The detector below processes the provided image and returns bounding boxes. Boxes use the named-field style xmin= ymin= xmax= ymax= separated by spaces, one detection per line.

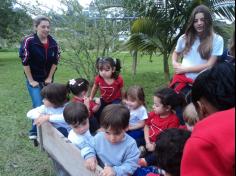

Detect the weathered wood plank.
xmin=38 ymin=122 xmax=102 ymax=176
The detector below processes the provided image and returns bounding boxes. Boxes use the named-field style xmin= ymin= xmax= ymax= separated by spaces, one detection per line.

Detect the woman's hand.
xmin=29 ymin=80 xmax=39 ymax=87
xmin=174 ymin=64 xmax=187 ymax=74
xmin=44 ymin=77 xmax=52 ymax=85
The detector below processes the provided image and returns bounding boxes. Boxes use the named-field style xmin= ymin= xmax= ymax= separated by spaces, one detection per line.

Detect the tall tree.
xmin=0 ymin=0 xmax=32 ymax=44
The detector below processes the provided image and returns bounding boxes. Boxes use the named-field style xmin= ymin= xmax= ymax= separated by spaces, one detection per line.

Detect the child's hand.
xmin=94 ymin=97 xmax=101 ymax=105
xmin=128 ymin=125 xmax=134 ymax=131
xmin=146 ymin=142 xmax=156 ymax=152
xmin=85 ymin=157 xmax=97 ymax=172
xmin=84 ymin=97 xmax=90 ymax=109
xmin=34 ymin=115 xmax=50 ymax=126
xmin=102 ymin=165 xmax=115 ymax=176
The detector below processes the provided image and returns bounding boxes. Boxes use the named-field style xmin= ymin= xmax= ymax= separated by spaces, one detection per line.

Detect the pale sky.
xmin=17 ymin=0 xmax=92 ymax=11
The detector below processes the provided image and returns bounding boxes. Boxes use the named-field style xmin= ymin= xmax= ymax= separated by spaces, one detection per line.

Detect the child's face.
xmin=99 ymin=64 xmax=115 ymax=79
xmin=153 ymin=96 xmax=170 ymax=116
xmin=193 ymin=12 xmax=205 ymax=35
xmin=71 ymin=119 xmax=89 ymax=135
xmin=43 ymin=98 xmax=54 ymax=108
xmin=125 ymin=96 xmax=140 ymax=110
xmin=104 ymin=128 xmax=125 ymax=144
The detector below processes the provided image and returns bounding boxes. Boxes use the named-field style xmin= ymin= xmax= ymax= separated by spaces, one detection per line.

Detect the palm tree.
xmin=125 ymin=0 xmax=235 ymax=80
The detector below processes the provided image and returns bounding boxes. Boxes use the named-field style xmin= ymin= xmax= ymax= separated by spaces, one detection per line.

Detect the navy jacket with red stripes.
xmin=19 ymin=33 xmax=60 ymax=82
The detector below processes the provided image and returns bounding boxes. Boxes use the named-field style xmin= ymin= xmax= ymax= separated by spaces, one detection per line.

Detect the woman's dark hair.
xmin=96 ymin=57 xmax=121 ymax=79
xmin=63 ymin=102 xmax=89 ymax=125
xmin=34 ymin=16 xmax=50 ymax=27
xmin=155 ymin=128 xmax=191 ymax=176
xmin=100 ymin=104 xmax=129 ymax=133
xmin=67 ymin=78 xmax=89 ymax=96
xmin=154 ymin=88 xmax=186 ymax=110
xmin=125 ymin=85 xmax=146 ymax=106
xmin=192 ymin=62 xmax=235 ymax=111
xmin=41 ymin=83 xmax=69 ymax=108
xmin=184 ymin=5 xmax=214 ymax=60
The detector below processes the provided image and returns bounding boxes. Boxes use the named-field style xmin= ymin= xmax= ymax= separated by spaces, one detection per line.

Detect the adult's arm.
xmin=23 ymin=66 xmax=39 ymax=87
xmin=174 ymin=56 xmax=217 ymax=74
xmin=172 ymin=51 xmax=182 ymax=68
xmin=45 ymin=64 xmax=57 ymax=84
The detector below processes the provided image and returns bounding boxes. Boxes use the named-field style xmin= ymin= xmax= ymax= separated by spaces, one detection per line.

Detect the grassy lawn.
xmin=0 ymin=51 xmax=172 ymax=175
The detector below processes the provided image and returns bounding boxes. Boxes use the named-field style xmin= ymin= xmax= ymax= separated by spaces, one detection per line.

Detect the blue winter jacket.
xmin=19 ymin=33 xmax=60 ymax=82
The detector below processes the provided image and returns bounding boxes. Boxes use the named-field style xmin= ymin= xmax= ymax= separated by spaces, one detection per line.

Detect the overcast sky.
xmin=17 ymin=0 xmax=92 ymax=11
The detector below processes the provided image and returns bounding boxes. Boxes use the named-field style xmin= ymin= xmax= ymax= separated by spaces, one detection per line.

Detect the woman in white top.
xmin=172 ymin=5 xmax=224 ymax=81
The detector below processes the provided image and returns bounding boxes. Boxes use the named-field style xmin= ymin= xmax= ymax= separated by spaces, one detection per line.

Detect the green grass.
xmin=0 ymin=51 xmax=172 ymax=175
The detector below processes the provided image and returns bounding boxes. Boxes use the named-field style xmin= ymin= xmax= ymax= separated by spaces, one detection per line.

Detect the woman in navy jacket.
xmin=19 ymin=16 xmax=60 ymax=140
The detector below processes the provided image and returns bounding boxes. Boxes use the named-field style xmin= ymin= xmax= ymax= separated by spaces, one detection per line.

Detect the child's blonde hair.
xmin=183 ymin=103 xmax=199 ymax=126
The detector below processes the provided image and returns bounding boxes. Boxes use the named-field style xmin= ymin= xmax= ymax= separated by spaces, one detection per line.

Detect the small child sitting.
xmin=27 ymin=83 xmax=71 ymax=137
xmin=141 ymin=88 xmax=181 ymax=166
xmin=146 ymin=128 xmax=191 ymax=176
xmin=86 ymin=104 xmax=140 ymax=176
xmin=67 ymin=78 xmax=101 ymax=133
xmin=182 ymin=103 xmax=199 ymax=131
xmin=123 ymin=85 xmax=148 ymax=146
xmin=63 ymin=102 xmax=95 ymax=163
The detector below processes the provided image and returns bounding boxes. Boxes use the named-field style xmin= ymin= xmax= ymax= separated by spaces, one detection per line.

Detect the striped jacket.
xmin=19 ymin=33 xmax=60 ymax=82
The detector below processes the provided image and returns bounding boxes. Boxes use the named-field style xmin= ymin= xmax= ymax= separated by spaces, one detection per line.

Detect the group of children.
xmin=26 ymin=56 xmax=200 ymax=176
xmin=21 ymin=4 xmax=235 ymax=176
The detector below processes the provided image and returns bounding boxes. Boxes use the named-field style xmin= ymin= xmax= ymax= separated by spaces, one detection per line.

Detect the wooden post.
xmin=39 ymin=122 xmax=102 ymax=176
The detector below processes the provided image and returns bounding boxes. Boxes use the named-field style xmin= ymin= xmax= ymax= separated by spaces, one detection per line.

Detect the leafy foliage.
xmin=0 ymin=0 xmax=32 ymax=44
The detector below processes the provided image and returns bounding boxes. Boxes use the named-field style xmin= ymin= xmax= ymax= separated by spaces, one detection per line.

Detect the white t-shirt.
xmin=175 ymin=33 xmax=224 ymax=80
xmin=129 ymin=105 xmax=148 ymax=126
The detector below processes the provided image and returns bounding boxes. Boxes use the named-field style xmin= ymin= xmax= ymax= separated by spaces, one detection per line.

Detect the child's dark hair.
xmin=192 ymin=62 xmax=235 ymax=111
xmin=125 ymin=85 xmax=145 ymax=106
xmin=155 ymin=128 xmax=191 ymax=176
xmin=100 ymin=104 xmax=129 ymax=133
xmin=41 ymin=83 xmax=69 ymax=108
xmin=154 ymin=88 xmax=185 ymax=110
xmin=96 ymin=57 xmax=121 ymax=79
xmin=63 ymin=102 xmax=89 ymax=125
xmin=67 ymin=78 xmax=89 ymax=96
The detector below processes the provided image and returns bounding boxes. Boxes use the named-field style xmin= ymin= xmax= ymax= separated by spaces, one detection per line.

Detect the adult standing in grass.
xmin=19 ymin=16 xmax=60 ymax=140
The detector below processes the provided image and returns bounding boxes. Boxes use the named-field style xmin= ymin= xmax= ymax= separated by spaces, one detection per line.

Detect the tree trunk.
xmin=132 ymin=50 xmax=138 ymax=76
xmin=163 ymin=53 xmax=170 ymax=81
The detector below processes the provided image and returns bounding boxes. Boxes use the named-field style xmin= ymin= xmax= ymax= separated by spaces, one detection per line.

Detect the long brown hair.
xmin=184 ymin=5 xmax=214 ymax=60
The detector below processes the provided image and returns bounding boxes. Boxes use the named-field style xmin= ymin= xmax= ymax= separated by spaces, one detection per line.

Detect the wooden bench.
xmin=37 ymin=122 xmax=102 ymax=176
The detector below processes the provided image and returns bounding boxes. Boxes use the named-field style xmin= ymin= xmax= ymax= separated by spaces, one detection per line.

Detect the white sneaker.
xmin=29 ymin=135 xmax=37 ymax=140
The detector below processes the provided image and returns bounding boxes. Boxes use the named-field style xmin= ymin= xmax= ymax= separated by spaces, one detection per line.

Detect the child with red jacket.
xmin=181 ymin=62 xmax=235 ymax=176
